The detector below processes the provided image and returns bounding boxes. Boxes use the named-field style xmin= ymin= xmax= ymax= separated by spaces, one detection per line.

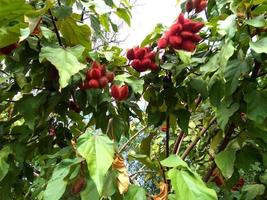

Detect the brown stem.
xmin=172 ymin=131 xmax=185 ymax=154
xmin=48 ymin=9 xmax=63 ymax=47
xmin=165 ymin=115 xmax=170 ymax=158
xmin=181 ymin=117 xmax=216 ymax=160
xmin=203 ymin=123 xmax=236 ymax=182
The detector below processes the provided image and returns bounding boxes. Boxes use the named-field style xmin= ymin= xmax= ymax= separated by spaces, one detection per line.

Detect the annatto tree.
xmin=0 ymin=0 xmax=267 ymax=199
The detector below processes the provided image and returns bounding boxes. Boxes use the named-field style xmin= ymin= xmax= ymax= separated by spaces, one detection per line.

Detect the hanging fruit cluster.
xmin=157 ymin=13 xmax=204 ymax=52
xmin=186 ymin=0 xmax=208 ymax=13
xmin=110 ymin=85 xmax=129 ymax=101
xmin=79 ymin=61 xmax=114 ymax=90
xmin=126 ymin=47 xmax=158 ymax=72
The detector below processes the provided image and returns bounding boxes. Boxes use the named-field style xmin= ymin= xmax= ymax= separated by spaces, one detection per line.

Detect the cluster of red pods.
xmin=79 ymin=61 xmax=115 ymax=90
xmin=127 ymin=47 xmax=158 ymax=72
xmin=157 ymin=13 xmax=204 ymax=52
xmin=186 ymin=0 xmax=208 ymax=13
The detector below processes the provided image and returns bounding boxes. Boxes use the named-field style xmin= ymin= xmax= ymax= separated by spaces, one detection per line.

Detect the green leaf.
xmin=217 ymin=15 xmax=237 ymax=38
xmin=39 ymin=46 xmax=86 ymax=88
xmin=241 ymin=184 xmax=265 ymax=200
xmin=177 ymin=50 xmax=192 ymax=64
xmin=90 ymin=14 xmax=102 ymax=36
xmin=0 ymin=146 xmax=12 ymax=181
xmin=115 ymin=8 xmax=131 ymax=26
xmin=244 ymin=90 xmax=267 ymax=123
xmin=99 ymin=14 xmax=110 ymax=32
xmin=176 ymin=109 xmax=190 ymax=134
xmin=115 ymin=74 xmax=144 ymax=95
xmin=58 ymin=17 xmax=91 ymax=49
xmin=216 ymin=100 xmax=239 ymax=130
xmin=246 ymin=14 xmax=266 ymax=28
xmin=249 ymin=37 xmax=267 ymax=54
xmin=15 ymin=92 xmax=48 ymax=129
xmin=124 ymin=185 xmax=146 ymax=200
xmin=77 ymin=133 xmax=115 ymax=194
xmin=81 ymin=178 xmax=100 ymax=200
xmin=215 ymin=148 xmax=236 ymax=179
xmin=168 ymin=168 xmax=217 ymax=200
xmin=140 ymin=132 xmax=155 ymax=156
xmin=224 ymin=60 xmax=249 ymax=95
xmin=44 ymin=158 xmax=81 ymax=200
xmin=190 ymin=78 xmax=208 ymax=99
xmin=161 ymin=155 xmax=188 ymax=168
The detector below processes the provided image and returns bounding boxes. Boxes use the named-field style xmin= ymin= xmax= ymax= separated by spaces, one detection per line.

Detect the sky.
xmin=119 ymin=0 xmax=181 ymax=48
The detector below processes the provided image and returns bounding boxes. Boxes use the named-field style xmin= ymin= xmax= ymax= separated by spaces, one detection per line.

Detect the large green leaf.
xmin=215 ymin=148 xmax=236 ymax=179
xmin=77 ymin=133 xmax=115 ymax=194
xmin=168 ymin=168 xmax=217 ymax=200
xmin=249 ymin=37 xmax=267 ymax=54
xmin=246 ymin=14 xmax=266 ymax=28
xmin=124 ymin=185 xmax=146 ymax=200
xmin=44 ymin=158 xmax=82 ymax=200
xmin=224 ymin=60 xmax=249 ymax=95
xmin=39 ymin=46 xmax=86 ymax=88
xmin=58 ymin=17 xmax=91 ymax=49
xmin=217 ymin=15 xmax=237 ymax=38
xmin=241 ymin=184 xmax=265 ymax=200
xmin=161 ymin=155 xmax=188 ymax=168
xmin=0 ymin=146 xmax=12 ymax=182
xmin=115 ymin=8 xmax=131 ymax=26
xmin=244 ymin=90 xmax=267 ymax=123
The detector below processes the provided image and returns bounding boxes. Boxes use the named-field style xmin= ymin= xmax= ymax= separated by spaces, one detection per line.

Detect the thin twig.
xmin=165 ymin=115 xmax=170 ymax=158
xmin=118 ymin=126 xmax=148 ymax=153
xmin=172 ymin=131 xmax=185 ymax=154
xmin=130 ymin=170 xmax=156 ymax=177
xmin=181 ymin=116 xmax=216 ymax=160
xmin=48 ymin=9 xmax=63 ymax=47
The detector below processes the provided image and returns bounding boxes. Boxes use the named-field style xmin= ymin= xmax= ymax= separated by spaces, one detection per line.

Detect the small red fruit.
xmin=177 ymin=13 xmax=185 ymax=24
xmin=135 ymin=48 xmax=146 ymax=59
xmin=131 ymin=59 xmax=146 ymax=72
xmin=157 ymin=37 xmax=169 ymax=49
xmin=88 ymin=68 xmax=102 ymax=79
xmin=111 ymin=85 xmax=121 ymax=100
xmin=169 ymin=23 xmax=183 ymax=35
xmin=88 ymin=79 xmax=99 ymax=89
xmin=182 ymin=21 xmax=197 ymax=31
xmin=99 ymin=65 xmax=106 ymax=76
xmin=196 ymin=1 xmax=207 ymax=12
xmin=141 ymin=58 xmax=152 ymax=68
xmin=126 ymin=48 xmax=135 ymax=60
xmin=180 ymin=31 xmax=194 ymax=39
xmin=192 ymin=22 xmax=205 ymax=32
xmin=105 ymin=72 xmax=115 ymax=82
xmin=144 ymin=51 xmax=156 ymax=61
xmin=98 ymin=76 xmax=108 ymax=88
xmin=149 ymin=63 xmax=158 ymax=71
xmin=119 ymin=85 xmax=129 ymax=100
xmin=186 ymin=0 xmax=193 ymax=12
xmin=169 ymin=35 xmax=182 ymax=49
xmin=191 ymin=34 xmax=202 ymax=42
xmin=181 ymin=40 xmax=196 ymax=52
xmin=92 ymin=61 xmax=100 ymax=68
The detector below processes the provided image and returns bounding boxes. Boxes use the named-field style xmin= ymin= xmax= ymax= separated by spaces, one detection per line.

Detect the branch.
xmin=129 ymin=170 xmax=156 ymax=178
xmin=165 ymin=115 xmax=170 ymax=158
xmin=118 ymin=126 xmax=148 ymax=153
xmin=48 ymin=9 xmax=63 ymax=47
xmin=203 ymin=123 xmax=236 ymax=182
xmin=181 ymin=116 xmax=216 ymax=160
xmin=172 ymin=131 xmax=185 ymax=155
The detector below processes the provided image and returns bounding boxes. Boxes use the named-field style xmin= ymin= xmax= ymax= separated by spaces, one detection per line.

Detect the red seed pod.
xmin=169 ymin=23 xmax=183 ymax=35
xmin=111 ymin=85 xmax=121 ymax=100
xmin=71 ymin=178 xmax=86 ymax=194
xmin=182 ymin=21 xmax=198 ymax=31
xmin=92 ymin=61 xmax=101 ymax=68
xmin=149 ymin=62 xmax=158 ymax=71
xmin=191 ymin=34 xmax=202 ymax=42
xmin=126 ymin=48 xmax=135 ymax=60
xmin=0 ymin=43 xmax=18 ymax=55
xmin=119 ymin=85 xmax=129 ymax=100
xmin=177 ymin=13 xmax=186 ymax=24
xmin=186 ymin=0 xmax=194 ymax=12
xmin=99 ymin=65 xmax=106 ymax=76
xmin=180 ymin=31 xmax=194 ymax=39
xmin=181 ymin=40 xmax=196 ymax=52
xmin=192 ymin=22 xmax=205 ymax=32
xmin=135 ymin=48 xmax=146 ymax=59
xmin=157 ymin=37 xmax=169 ymax=49
xmin=141 ymin=58 xmax=152 ymax=68
xmin=98 ymin=76 xmax=109 ymax=88
xmin=131 ymin=59 xmax=147 ymax=72
xmin=169 ymin=35 xmax=182 ymax=49
xmin=193 ymin=0 xmax=201 ymax=7
xmin=144 ymin=51 xmax=156 ymax=61
xmin=105 ymin=71 xmax=115 ymax=82
xmin=88 ymin=68 xmax=102 ymax=79
xmin=196 ymin=0 xmax=207 ymax=12
xmin=88 ymin=79 xmax=99 ymax=89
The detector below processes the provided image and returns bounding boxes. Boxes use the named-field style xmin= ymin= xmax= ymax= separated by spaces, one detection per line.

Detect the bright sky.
xmin=120 ymin=0 xmax=181 ymax=48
